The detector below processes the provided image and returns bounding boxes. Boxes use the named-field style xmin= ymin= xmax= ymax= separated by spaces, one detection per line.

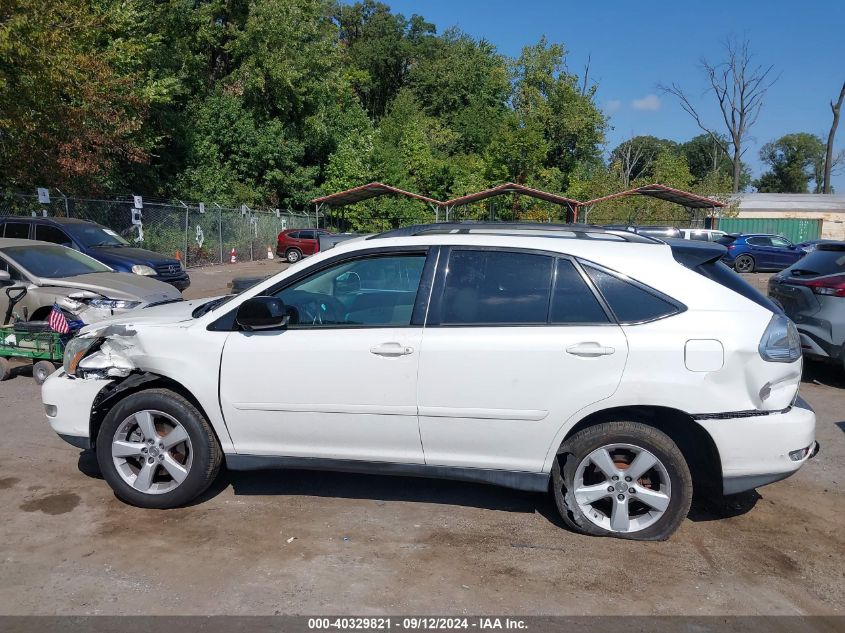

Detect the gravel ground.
xmin=0 ymin=267 xmax=842 ymax=615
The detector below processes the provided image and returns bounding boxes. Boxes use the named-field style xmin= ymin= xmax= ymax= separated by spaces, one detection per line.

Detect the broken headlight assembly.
xmin=63 ymin=337 xmax=135 ymax=378
xmin=63 ymin=336 xmax=102 ymax=375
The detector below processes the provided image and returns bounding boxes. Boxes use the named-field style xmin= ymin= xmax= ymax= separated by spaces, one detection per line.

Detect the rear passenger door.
xmin=416 ymin=248 xmax=629 ymax=473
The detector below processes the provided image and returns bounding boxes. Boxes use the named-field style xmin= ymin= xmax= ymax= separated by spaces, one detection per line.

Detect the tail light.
xmin=790 ymin=274 xmax=845 ymax=297
xmin=758 ymin=314 xmax=801 ymax=363
xmin=726 ymin=244 xmax=736 ymax=250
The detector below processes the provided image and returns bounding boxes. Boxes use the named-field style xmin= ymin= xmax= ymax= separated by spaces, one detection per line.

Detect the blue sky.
xmin=384 ymin=0 xmax=845 ymax=191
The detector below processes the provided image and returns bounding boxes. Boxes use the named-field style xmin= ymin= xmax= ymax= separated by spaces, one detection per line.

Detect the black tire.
xmin=0 ymin=357 xmax=10 ymax=381
xmin=286 ymin=248 xmax=302 ymax=263
xmin=734 ymin=254 xmax=755 ymax=273
xmin=32 ymin=360 xmax=57 ymax=385
xmin=551 ymin=421 xmax=692 ymax=541
xmin=96 ymin=388 xmax=222 ymax=509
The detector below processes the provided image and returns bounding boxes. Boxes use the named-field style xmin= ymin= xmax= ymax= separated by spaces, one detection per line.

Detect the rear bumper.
xmin=695 ymin=398 xmax=817 ymax=495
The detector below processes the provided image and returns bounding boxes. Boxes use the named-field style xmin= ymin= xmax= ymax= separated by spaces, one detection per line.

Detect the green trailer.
xmin=0 ymin=323 xmax=65 ymax=384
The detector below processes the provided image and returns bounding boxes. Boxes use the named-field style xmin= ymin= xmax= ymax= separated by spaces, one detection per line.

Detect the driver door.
xmin=219 ymin=249 xmax=432 ymax=463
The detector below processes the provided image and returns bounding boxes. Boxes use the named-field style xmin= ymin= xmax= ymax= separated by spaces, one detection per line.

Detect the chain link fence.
xmin=0 ymin=192 xmax=316 ymax=268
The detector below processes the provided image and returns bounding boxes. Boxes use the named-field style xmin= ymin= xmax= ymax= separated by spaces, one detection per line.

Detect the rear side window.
xmin=582 ymin=264 xmax=680 ymax=323
xmin=550 ymin=259 xmax=609 ymax=324
xmin=286 ymin=231 xmax=301 ymax=239
xmin=299 ymin=231 xmax=316 ymax=240
xmin=441 ymin=250 xmax=553 ymax=324
xmin=3 ymin=222 xmax=30 ymax=239
xmin=747 ymin=237 xmax=771 ymax=247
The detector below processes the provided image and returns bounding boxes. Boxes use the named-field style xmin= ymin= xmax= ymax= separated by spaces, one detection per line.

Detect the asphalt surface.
xmin=0 ymin=265 xmax=842 ymax=615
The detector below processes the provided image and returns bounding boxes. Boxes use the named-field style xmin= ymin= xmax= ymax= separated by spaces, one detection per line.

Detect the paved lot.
xmin=0 ymin=266 xmax=842 ymax=615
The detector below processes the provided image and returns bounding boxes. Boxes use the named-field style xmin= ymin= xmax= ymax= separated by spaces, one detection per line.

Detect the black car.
xmin=0 ymin=217 xmax=190 ymax=291
xmin=768 ymin=242 xmax=845 ymax=369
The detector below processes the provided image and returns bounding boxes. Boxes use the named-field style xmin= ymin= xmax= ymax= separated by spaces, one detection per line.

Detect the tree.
xmin=823 ymin=80 xmax=845 ymax=194
xmin=610 ymin=136 xmax=677 ymax=186
xmin=755 ymin=133 xmax=826 ymax=193
xmin=0 ymin=0 xmax=158 ymax=191
xmin=659 ymin=36 xmax=777 ymax=192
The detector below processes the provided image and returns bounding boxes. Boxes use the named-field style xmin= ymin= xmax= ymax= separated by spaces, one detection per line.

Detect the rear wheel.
xmin=552 ymin=421 xmax=692 ymax=540
xmin=286 ymin=248 xmax=302 ymax=263
xmin=32 ymin=360 xmax=57 ymax=385
xmin=96 ymin=389 xmax=221 ymax=509
xmin=734 ymin=254 xmax=755 ymax=273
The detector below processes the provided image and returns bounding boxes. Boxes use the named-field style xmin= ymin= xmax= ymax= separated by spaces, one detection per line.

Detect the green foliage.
xmin=756 ymin=132 xmax=827 ymax=193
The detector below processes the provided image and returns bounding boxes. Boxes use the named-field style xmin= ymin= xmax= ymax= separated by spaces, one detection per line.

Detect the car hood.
xmin=78 ymin=295 xmax=225 ymax=334
xmin=37 ymin=272 xmax=182 ymax=303
xmin=88 ymin=246 xmax=180 ymax=268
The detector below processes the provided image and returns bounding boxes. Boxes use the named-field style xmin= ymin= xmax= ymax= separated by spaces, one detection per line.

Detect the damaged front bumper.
xmin=42 ymin=369 xmax=114 ymax=449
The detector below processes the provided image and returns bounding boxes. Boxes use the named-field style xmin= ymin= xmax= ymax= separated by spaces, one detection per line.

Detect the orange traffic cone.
xmin=230 ymin=248 xmax=237 ymax=263
xmin=175 ymin=250 xmax=182 ymax=261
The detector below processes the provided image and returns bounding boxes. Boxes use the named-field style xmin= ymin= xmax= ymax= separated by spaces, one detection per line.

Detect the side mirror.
xmin=236 ymin=296 xmax=288 ymax=331
xmin=0 ymin=270 xmax=10 ymax=285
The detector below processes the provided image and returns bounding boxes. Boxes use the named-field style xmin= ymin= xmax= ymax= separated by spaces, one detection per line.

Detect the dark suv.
xmin=276 ymin=228 xmax=332 ymax=263
xmin=0 ymin=217 xmax=190 ymax=291
xmin=768 ymin=242 xmax=845 ymax=368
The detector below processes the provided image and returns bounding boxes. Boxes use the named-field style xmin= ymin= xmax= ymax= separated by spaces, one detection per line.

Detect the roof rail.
xmin=367 ymin=222 xmax=662 ymax=244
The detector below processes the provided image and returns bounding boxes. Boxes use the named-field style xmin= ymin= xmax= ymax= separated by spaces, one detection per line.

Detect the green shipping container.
xmin=716 ymin=217 xmax=822 ymax=243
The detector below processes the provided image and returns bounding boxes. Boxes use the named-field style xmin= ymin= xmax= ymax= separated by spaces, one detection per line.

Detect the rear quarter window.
xmin=581 ymin=264 xmax=681 ymax=323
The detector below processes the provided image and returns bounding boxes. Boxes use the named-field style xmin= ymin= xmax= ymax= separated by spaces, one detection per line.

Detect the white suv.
xmin=43 ymin=223 xmax=817 ymax=540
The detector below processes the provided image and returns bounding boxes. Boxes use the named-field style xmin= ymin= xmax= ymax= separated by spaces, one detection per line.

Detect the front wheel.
xmin=96 ymin=388 xmax=222 ymax=509
xmin=552 ymin=421 xmax=692 ymax=540
xmin=734 ymin=254 xmax=755 ymax=273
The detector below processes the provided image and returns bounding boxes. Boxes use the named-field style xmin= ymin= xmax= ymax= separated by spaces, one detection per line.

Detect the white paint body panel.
xmin=219 ymin=328 xmax=424 ymax=462
xmin=41 ymin=231 xmax=814 ymax=493
xmin=417 ymin=325 xmax=627 ymax=471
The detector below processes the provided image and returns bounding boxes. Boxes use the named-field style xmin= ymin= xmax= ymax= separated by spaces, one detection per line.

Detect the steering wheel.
xmin=299 ymin=295 xmax=346 ymax=325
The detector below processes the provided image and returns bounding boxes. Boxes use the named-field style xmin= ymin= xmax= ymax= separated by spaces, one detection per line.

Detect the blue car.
xmin=716 ymin=233 xmax=806 ymax=273
xmin=0 ymin=216 xmax=190 ymax=291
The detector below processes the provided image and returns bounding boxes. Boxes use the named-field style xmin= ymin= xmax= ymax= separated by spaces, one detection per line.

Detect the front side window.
xmin=35 ymin=224 xmax=73 ymax=247
xmin=275 ymin=254 xmax=426 ymax=327
xmin=440 ymin=250 xmax=553 ymax=325
xmin=582 ymin=264 xmax=680 ymax=323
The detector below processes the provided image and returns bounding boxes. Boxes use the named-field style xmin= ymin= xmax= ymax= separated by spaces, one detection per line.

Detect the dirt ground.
xmin=0 ymin=266 xmax=842 ymax=615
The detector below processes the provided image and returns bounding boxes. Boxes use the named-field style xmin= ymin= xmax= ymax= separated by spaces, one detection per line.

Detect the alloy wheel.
xmin=573 ymin=443 xmax=671 ymax=533
xmin=111 ymin=410 xmax=193 ymax=495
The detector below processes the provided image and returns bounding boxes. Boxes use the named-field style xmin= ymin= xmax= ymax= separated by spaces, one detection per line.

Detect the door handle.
xmin=566 ymin=342 xmax=615 ymax=357
xmin=370 ymin=342 xmax=414 ymax=357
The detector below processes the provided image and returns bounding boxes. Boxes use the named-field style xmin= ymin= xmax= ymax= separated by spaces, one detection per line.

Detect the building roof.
xmin=582 ymin=183 xmax=725 ymax=209
xmin=310 ymin=182 xmax=441 ymax=207
xmin=442 ymin=182 xmax=580 ymax=210
xmin=733 ymin=193 xmax=845 ymax=213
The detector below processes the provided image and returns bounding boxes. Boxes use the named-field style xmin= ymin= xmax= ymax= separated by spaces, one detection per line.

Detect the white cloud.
xmin=605 ymin=99 xmax=622 ymax=114
xmin=631 ymin=94 xmax=661 ymax=111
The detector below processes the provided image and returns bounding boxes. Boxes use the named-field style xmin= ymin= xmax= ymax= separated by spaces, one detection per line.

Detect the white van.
xmin=680 ymin=228 xmax=727 ymax=242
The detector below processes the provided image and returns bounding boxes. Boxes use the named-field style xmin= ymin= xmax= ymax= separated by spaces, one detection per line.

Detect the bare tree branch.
xmin=823 ymin=80 xmax=845 ymax=193
xmin=659 ymin=36 xmax=778 ymax=192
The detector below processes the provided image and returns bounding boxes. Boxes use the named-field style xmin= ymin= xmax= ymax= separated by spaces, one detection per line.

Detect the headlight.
xmin=132 ymin=264 xmax=156 ymax=276
xmin=63 ymin=336 xmax=101 ymax=375
xmin=86 ymin=299 xmax=141 ymax=310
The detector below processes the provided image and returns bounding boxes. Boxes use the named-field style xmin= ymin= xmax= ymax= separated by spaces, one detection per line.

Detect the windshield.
xmin=1 ymin=244 xmax=113 ymax=278
xmin=64 ymin=223 xmax=130 ymax=247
